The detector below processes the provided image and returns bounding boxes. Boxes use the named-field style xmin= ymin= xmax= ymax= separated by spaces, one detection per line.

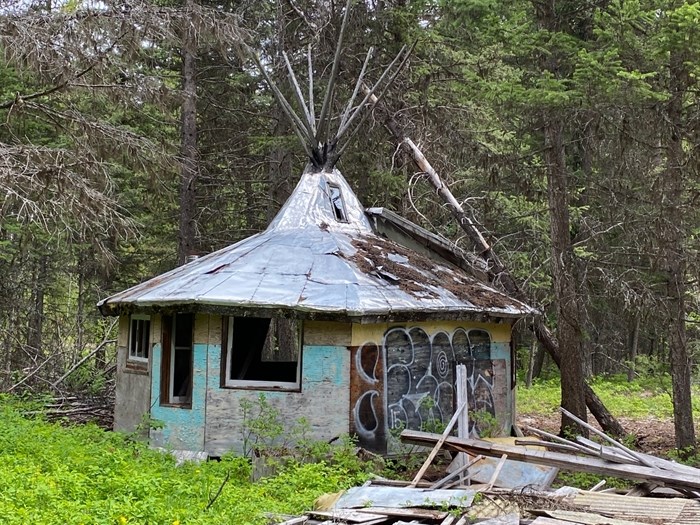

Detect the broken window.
xmin=128 ymin=315 xmax=150 ymax=362
xmin=160 ymin=313 xmax=193 ymax=406
xmin=328 ymin=183 xmax=348 ymax=222
xmin=224 ymin=316 xmax=300 ymax=390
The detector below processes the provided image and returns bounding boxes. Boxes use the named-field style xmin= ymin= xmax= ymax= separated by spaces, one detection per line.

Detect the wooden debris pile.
xmin=270 ymin=408 xmax=700 ymax=525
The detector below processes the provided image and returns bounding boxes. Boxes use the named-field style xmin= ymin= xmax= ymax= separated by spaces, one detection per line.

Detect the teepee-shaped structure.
xmin=99 ymin=3 xmax=535 ymax=456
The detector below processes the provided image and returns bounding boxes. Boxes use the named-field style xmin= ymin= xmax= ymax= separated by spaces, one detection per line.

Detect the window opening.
xmin=328 ymin=183 xmax=348 ymax=222
xmin=128 ymin=315 xmax=151 ymax=362
xmin=226 ymin=316 xmax=300 ymax=389
xmin=468 ymin=329 xmax=491 ymax=361
xmin=170 ymin=313 xmax=193 ymax=404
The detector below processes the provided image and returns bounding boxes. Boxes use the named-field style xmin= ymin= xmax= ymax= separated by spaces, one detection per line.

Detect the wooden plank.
xmin=559 ymin=408 xmax=654 ymax=468
xmin=400 ymin=429 xmax=700 ymax=490
xmin=275 ymin=517 xmax=308 ymax=525
xmin=356 ymin=507 xmax=448 ymax=520
xmin=530 ymin=518 xmax=575 ymax=525
xmin=430 ymin=455 xmax=484 ymax=489
xmin=539 ymin=510 xmax=652 ymax=525
xmin=409 ymin=401 xmax=467 ymax=487
xmin=485 ymin=453 xmax=508 ymax=490
xmin=475 ymin=514 xmax=519 ymax=525
xmin=454 ymin=364 xmax=469 ymax=483
xmin=309 ymin=509 xmax=389 ymax=523
xmin=516 ymin=439 xmax=587 ymax=455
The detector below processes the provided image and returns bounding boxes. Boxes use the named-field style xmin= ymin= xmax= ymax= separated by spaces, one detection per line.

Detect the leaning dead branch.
xmin=364 ymin=88 xmax=626 ymax=439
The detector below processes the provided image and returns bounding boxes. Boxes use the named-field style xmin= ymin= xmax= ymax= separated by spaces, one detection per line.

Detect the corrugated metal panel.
xmin=98 ymin=168 xmax=537 ymax=320
xmin=573 ymin=491 xmax=695 ymax=524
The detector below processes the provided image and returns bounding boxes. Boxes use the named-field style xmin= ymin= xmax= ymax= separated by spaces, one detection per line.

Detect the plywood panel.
xmin=194 ymin=313 xmax=210 ymax=344
xmin=350 ymin=343 xmax=385 ymax=454
xmin=304 ymin=321 xmax=352 ymax=346
xmin=351 ymin=323 xmax=513 ymax=454
xmin=208 ymin=314 xmax=222 ymax=346
xmin=113 ymin=346 xmax=150 ymax=433
xmin=117 ymin=315 xmax=129 ymax=347
xmin=352 ymin=320 xmax=511 ymax=346
xmin=151 ymin=314 xmax=161 ymax=344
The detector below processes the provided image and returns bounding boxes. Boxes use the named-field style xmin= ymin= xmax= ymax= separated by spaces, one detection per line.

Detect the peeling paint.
xmin=204 ymin=344 xmax=350 ymax=456
xmin=150 ymin=342 xmax=207 ymax=451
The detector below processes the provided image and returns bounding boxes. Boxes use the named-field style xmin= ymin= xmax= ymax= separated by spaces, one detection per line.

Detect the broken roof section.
xmin=98 ymin=167 xmax=536 ymax=322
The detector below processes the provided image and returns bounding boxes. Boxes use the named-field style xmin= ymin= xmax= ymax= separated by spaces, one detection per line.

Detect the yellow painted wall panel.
xmin=351 ymin=320 xmax=511 ymax=346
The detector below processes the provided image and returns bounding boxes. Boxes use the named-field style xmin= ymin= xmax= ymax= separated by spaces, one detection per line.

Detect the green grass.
xmin=517 ymin=373 xmax=700 ymax=419
xmin=0 ymin=396 xmax=369 ymax=525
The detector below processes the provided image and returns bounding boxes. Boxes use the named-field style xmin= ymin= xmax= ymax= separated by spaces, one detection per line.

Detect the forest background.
xmin=0 ymin=0 xmax=699 ymax=452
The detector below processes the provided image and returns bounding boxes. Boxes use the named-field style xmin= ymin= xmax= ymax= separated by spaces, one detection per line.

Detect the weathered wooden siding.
xmin=350 ymin=321 xmax=513 ymax=454
xmin=204 ymin=321 xmax=351 ymax=456
xmin=113 ymin=315 xmax=151 ymax=433
xmin=149 ymin=313 xmax=209 ymax=451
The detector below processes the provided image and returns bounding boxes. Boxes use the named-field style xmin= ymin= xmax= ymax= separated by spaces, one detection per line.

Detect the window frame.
xmin=127 ymin=314 xmax=151 ymax=364
xmin=327 ymin=182 xmax=349 ymax=223
xmin=223 ymin=316 xmax=301 ymax=391
xmin=159 ymin=313 xmax=194 ymax=408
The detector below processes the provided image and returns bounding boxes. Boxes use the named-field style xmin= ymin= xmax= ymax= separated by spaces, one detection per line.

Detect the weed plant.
xmin=0 ymin=395 xmax=371 ymax=524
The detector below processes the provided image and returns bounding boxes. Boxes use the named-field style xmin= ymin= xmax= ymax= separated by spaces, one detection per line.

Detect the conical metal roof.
xmin=98 ymin=168 xmax=535 ymax=321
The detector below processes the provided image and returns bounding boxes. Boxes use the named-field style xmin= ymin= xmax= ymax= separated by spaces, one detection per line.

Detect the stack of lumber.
xmin=271 ymin=409 xmax=700 ymax=525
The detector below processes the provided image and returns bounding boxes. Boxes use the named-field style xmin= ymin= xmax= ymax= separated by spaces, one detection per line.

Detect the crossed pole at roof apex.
xmin=241 ymin=0 xmax=413 ymax=172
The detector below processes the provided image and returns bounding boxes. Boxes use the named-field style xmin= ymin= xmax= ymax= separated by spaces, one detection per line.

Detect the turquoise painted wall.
xmin=204 ymin=344 xmax=351 ymax=456
xmin=149 ymin=342 xmax=207 ymax=451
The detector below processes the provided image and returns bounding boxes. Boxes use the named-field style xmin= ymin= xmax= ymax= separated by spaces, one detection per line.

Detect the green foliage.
xmin=0 ymin=398 xmax=366 ymax=524
xmin=554 ymin=471 xmax=630 ymax=490
xmin=471 ymin=409 xmax=501 ymax=438
xmin=517 ymin=371 xmax=700 ymax=420
xmin=240 ymin=394 xmax=375 ymax=486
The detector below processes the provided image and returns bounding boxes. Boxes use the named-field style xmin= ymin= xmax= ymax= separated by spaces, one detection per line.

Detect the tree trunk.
xmin=178 ymin=0 xmax=198 ymax=265
xmin=266 ymin=1 xmax=293 ymax=222
xmin=627 ymin=314 xmax=640 ymax=382
xmin=26 ymin=255 xmax=47 ymax=358
xmin=543 ymin=118 xmax=588 ymax=436
xmin=662 ymin=48 xmax=694 ymax=454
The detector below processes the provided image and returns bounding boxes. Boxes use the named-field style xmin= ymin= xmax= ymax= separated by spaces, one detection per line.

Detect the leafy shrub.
xmin=0 ymin=397 xmax=366 ymax=524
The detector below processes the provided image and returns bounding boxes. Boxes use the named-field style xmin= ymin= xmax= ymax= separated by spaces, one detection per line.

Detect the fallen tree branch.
xmin=365 ymin=87 xmax=625 ymax=439
xmin=8 ymin=354 xmax=56 ymax=392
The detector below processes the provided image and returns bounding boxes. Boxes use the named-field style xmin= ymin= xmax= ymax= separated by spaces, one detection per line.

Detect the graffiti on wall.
xmin=350 ymin=326 xmax=506 ymax=454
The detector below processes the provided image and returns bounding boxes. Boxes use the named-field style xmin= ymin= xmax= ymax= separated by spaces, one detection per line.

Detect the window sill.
xmin=125 ymin=361 xmax=149 ymax=375
xmin=159 ymin=403 xmax=192 ymax=410
xmin=222 ymin=383 xmax=301 ymax=393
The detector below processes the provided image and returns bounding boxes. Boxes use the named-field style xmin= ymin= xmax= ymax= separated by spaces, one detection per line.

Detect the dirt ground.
xmin=517 ymin=412 xmax=678 ymax=458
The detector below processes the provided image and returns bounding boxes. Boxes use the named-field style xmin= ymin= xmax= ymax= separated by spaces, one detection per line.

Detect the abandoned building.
xmin=98 ymin=166 xmax=536 ymax=456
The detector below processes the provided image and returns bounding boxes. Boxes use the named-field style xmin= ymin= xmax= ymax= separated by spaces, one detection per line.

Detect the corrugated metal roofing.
xmin=573 ymin=490 xmax=700 ymax=525
xmin=98 ymin=168 xmax=536 ymax=321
